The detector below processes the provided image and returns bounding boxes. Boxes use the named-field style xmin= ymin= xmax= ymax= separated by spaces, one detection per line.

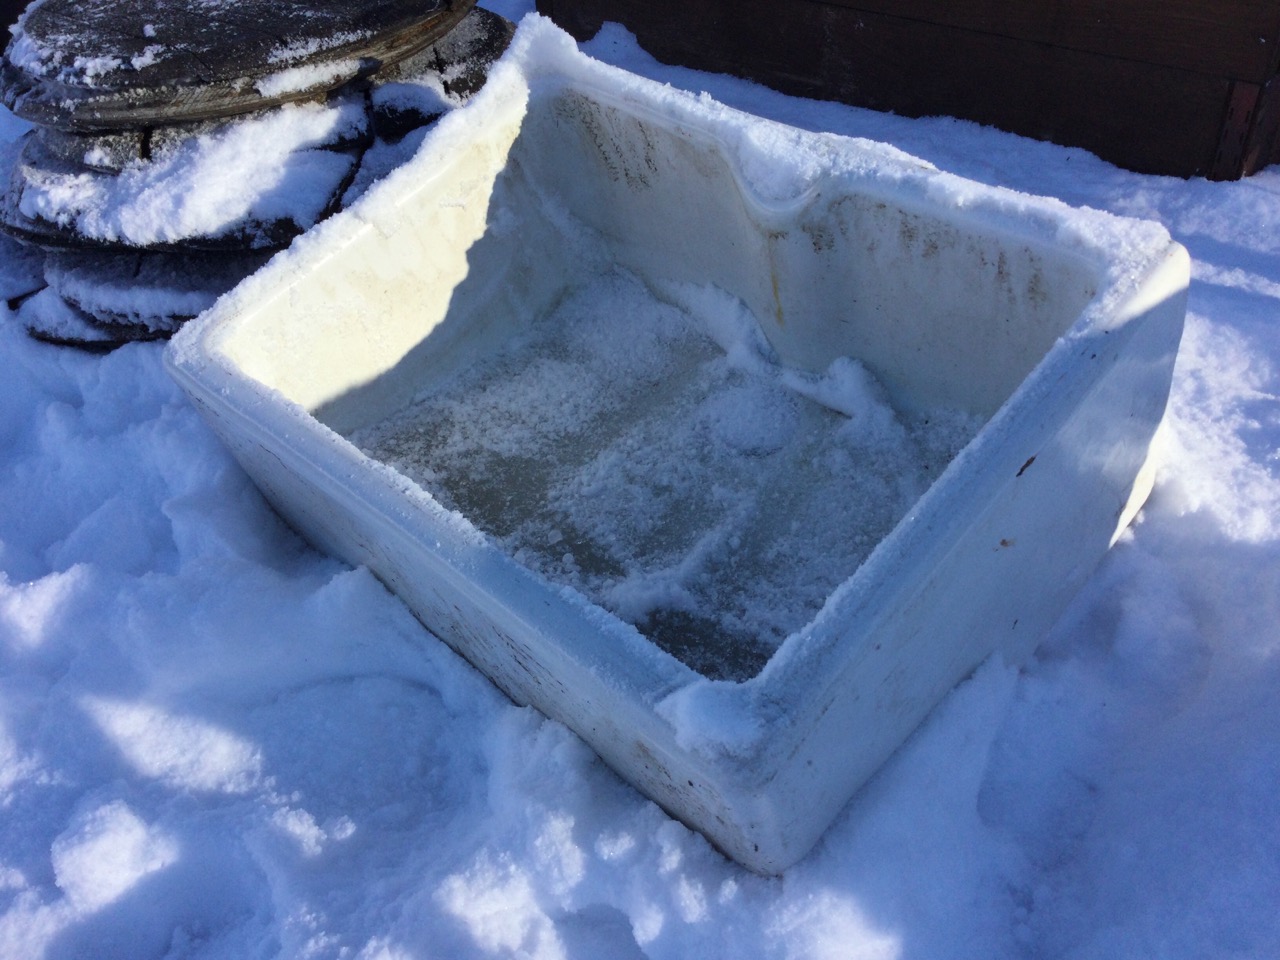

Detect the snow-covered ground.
xmin=2 ymin=3 xmax=1278 ymax=957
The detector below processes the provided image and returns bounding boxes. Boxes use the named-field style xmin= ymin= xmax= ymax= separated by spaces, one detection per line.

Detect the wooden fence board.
xmin=815 ymin=0 xmax=1280 ymax=83
xmin=1245 ymin=75 xmax=1280 ymax=173
xmin=539 ymin=0 xmax=1235 ymax=177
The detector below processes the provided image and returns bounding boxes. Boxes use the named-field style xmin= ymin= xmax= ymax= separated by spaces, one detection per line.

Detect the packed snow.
xmin=255 ymin=61 xmax=364 ymax=101
xmin=1 ymin=3 xmax=1278 ymax=958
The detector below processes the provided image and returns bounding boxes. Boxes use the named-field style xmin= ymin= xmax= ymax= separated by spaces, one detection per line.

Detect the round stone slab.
xmin=16 ymin=287 xmax=129 ymax=351
xmin=1 ymin=94 xmax=369 ymax=252
xmin=44 ymin=248 xmax=272 ymax=333
xmin=17 ymin=244 xmax=270 ymax=349
xmin=0 ymin=230 xmax=45 ymax=305
xmin=2 ymin=0 xmax=476 ymax=132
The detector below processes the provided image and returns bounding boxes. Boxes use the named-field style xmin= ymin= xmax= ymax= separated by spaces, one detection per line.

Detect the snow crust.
xmin=5 ymin=20 xmax=163 ymax=87
xmin=15 ymin=96 xmax=367 ymax=247
xmin=255 ymin=59 xmax=362 ymax=99
xmin=4 ymin=27 xmax=72 ymax=81
xmin=13 ymin=286 xmax=109 ymax=342
xmin=266 ymin=30 xmax=370 ymax=66
xmin=5 ymin=11 xmax=370 ymax=87
xmin=1 ymin=5 xmax=1278 ymax=957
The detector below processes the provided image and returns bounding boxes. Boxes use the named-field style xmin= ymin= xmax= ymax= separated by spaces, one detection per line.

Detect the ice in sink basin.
xmin=351 ymin=269 xmax=981 ymax=681
xmin=166 ymin=17 xmax=1189 ymax=872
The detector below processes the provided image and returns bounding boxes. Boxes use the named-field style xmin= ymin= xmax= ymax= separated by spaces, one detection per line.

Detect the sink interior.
xmin=349 ymin=266 xmax=981 ymax=679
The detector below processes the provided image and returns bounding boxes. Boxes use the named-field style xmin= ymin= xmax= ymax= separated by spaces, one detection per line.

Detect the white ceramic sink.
xmin=166 ymin=17 xmax=1189 ymax=873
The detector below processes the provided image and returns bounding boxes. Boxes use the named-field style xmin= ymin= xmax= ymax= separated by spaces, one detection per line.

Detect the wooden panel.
xmin=1243 ymin=75 xmax=1280 ymax=175
xmin=1214 ymin=82 xmax=1263 ymax=179
xmin=539 ymin=0 xmax=1234 ymax=178
xmin=817 ymin=0 xmax=1280 ymax=83
xmin=1 ymin=0 xmax=25 ymax=30
xmin=541 ymin=0 xmax=1280 ymax=82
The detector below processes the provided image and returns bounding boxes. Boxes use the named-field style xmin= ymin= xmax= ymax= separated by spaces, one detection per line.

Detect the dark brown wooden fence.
xmin=537 ymin=0 xmax=1280 ymax=179
xmin=0 ymin=0 xmax=21 ymax=32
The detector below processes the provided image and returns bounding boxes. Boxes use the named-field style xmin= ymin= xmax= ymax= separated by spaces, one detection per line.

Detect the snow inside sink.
xmin=165 ymin=17 xmax=1189 ymax=873
xmin=350 ymin=271 xmax=983 ymax=682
